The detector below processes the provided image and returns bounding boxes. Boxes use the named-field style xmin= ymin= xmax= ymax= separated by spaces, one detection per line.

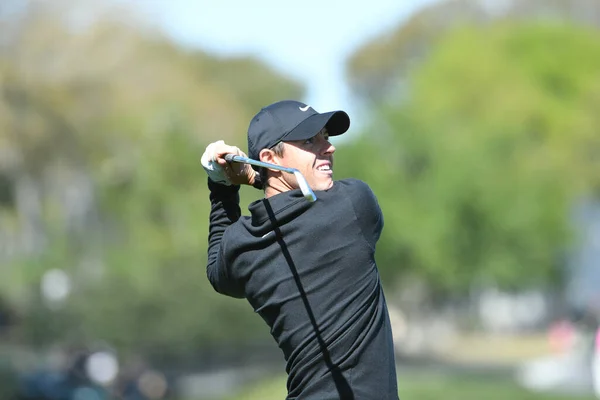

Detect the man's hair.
xmin=258 ymin=141 xmax=285 ymax=190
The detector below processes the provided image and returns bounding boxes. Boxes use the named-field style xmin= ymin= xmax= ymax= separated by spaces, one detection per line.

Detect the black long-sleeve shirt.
xmin=207 ymin=178 xmax=398 ymax=400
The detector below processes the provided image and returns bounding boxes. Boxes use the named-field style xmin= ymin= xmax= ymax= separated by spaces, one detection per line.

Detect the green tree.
xmin=346 ymin=0 xmax=600 ymax=104
xmin=337 ymin=22 xmax=600 ymax=296
xmin=0 ymin=0 xmax=302 ymax=359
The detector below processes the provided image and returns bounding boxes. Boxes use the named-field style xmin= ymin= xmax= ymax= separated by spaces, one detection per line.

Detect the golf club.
xmin=224 ymin=154 xmax=317 ymax=202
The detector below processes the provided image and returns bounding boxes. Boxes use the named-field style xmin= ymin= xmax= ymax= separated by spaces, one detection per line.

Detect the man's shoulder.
xmin=332 ymin=178 xmax=381 ymax=209
xmin=220 ymin=216 xmax=252 ymax=246
xmin=334 ymin=177 xmax=367 ymax=187
xmin=332 ymin=178 xmax=374 ymax=195
xmin=222 ymin=215 xmax=250 ymax=234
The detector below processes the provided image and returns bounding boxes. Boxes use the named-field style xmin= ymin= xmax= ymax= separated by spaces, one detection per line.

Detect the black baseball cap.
xmin=247 ymin=100 xmax=350 ymax=162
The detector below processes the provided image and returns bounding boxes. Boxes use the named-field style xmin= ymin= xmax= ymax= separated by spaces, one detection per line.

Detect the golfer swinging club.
xmin=202 ymin=100 xmax=399 ymax=399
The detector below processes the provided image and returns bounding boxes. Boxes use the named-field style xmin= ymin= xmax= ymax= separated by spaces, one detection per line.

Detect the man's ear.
xmin=259 ymin=148 xmax=281 ymax=172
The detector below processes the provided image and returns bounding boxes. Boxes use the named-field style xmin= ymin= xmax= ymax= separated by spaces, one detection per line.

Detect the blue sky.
xmin=136 ymin=0 xmax=438 ymax=123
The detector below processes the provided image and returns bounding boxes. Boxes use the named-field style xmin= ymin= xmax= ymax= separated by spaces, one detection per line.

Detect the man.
xmin=202 ymin=100 xmax=399 ymax=399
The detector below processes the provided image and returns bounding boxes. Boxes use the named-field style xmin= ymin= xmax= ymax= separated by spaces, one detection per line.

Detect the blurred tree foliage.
xmin=347 ymin=0 xmax=600 ymax=104
xmin=0 ymin=0 xmax=302 ymax=361
xmin=337 ymin=21 xmax=600 ymax=298
xmin=3 ymin=0 xmax=600 ymax=365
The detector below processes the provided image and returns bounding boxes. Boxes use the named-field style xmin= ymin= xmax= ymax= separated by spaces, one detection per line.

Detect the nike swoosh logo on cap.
xmin=299 ymin=105 xmax=310 ymax=112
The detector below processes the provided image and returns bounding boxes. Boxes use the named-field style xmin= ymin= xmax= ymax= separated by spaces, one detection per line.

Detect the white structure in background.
xmin=593 ymin=328 xmax=600 ymax=398
xmin=85 ymin=351 xmax=119 ymax=386
xmin=0 ymin=160 xmax=98 ymax=263
xmin=40 ymin=269 xmax=72 ymax=308
xmin=566 ymin=199 xmax=600 ymax=315
xmin=514 ymin=198 xmax=600 ymax=397
xmin=387 ymin=303 xmax=458 ymax=356
xmin=477 ymin=288 xmax=548 ymax=334
xmin=517 ymin=351 xmax=592 ymax=395
xmin=517 ymin=322 xmax=594 ymax=395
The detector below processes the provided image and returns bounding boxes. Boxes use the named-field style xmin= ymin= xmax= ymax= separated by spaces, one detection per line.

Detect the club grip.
xmin=224 ymin=154 xmax=237 ymax=162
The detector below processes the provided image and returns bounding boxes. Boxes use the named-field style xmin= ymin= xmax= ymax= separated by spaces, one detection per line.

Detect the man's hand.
xmin=201 ymin=140 xmax=257 ymax=186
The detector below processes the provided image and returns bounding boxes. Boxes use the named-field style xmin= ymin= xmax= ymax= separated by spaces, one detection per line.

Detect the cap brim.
xmin=282 ymin=111 xmax=350 ymax=142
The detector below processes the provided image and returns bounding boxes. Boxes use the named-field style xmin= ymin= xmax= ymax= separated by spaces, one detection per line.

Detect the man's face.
xmin=280 ymin=130 xmax=336 ymax=191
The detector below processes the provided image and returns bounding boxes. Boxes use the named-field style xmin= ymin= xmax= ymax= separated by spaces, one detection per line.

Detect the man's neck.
xmin=264 ymin=177 xmax=294 ymax=199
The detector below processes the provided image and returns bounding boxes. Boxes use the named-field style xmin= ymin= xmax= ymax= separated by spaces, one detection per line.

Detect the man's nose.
xmin=322 ymin=140 xmax=335 ymax=155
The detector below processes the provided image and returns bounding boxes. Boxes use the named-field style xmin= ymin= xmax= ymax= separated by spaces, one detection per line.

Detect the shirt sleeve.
xmin=206 ymin=178 xmax=245 ymax=298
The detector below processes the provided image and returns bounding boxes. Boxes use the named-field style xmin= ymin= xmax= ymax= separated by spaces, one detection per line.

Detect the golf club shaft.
xmin=224 ymin=154 xmax=296 ymax=174
xmin=224 ymin=153 xmax=317 ymax=202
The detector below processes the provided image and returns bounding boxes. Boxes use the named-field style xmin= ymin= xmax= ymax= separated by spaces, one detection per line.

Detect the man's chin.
xmin=315 ymin=179 xmax=334 ymax=191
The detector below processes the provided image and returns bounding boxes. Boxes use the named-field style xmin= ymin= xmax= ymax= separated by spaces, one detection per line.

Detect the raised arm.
xmin=202 ymin=141 xmax=259 ymax=298
xmin=206 ymin=178 xmax=245 ymax=298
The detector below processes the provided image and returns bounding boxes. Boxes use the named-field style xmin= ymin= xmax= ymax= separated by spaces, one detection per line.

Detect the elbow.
xmin=206 ymin=262 xmax=221 ymax=293
xmin=206 ymin=263 xmax=245 ymax=299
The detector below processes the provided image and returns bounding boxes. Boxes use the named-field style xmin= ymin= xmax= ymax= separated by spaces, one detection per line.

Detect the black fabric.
xmin=282 ymin=111 xmax=349 ymax=142
xmin=207 ymin=178 xmax=398 ymax=399
xmin=246 ymin=100 xmax=350 ymax=161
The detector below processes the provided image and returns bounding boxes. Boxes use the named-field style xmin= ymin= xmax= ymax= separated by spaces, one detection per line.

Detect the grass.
xmin=216 ymin=371 xmax=596 ymax=400
xmin=436 ymin=333 xmax=555 ymax=364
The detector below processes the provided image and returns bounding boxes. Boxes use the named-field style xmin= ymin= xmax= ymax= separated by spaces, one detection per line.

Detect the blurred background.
xmin=1 ymin=0 xmax=600 ymax=399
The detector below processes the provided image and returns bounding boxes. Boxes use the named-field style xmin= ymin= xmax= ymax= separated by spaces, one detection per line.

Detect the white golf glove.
xmin=201 ymin=140 xmax=231 ymax=186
